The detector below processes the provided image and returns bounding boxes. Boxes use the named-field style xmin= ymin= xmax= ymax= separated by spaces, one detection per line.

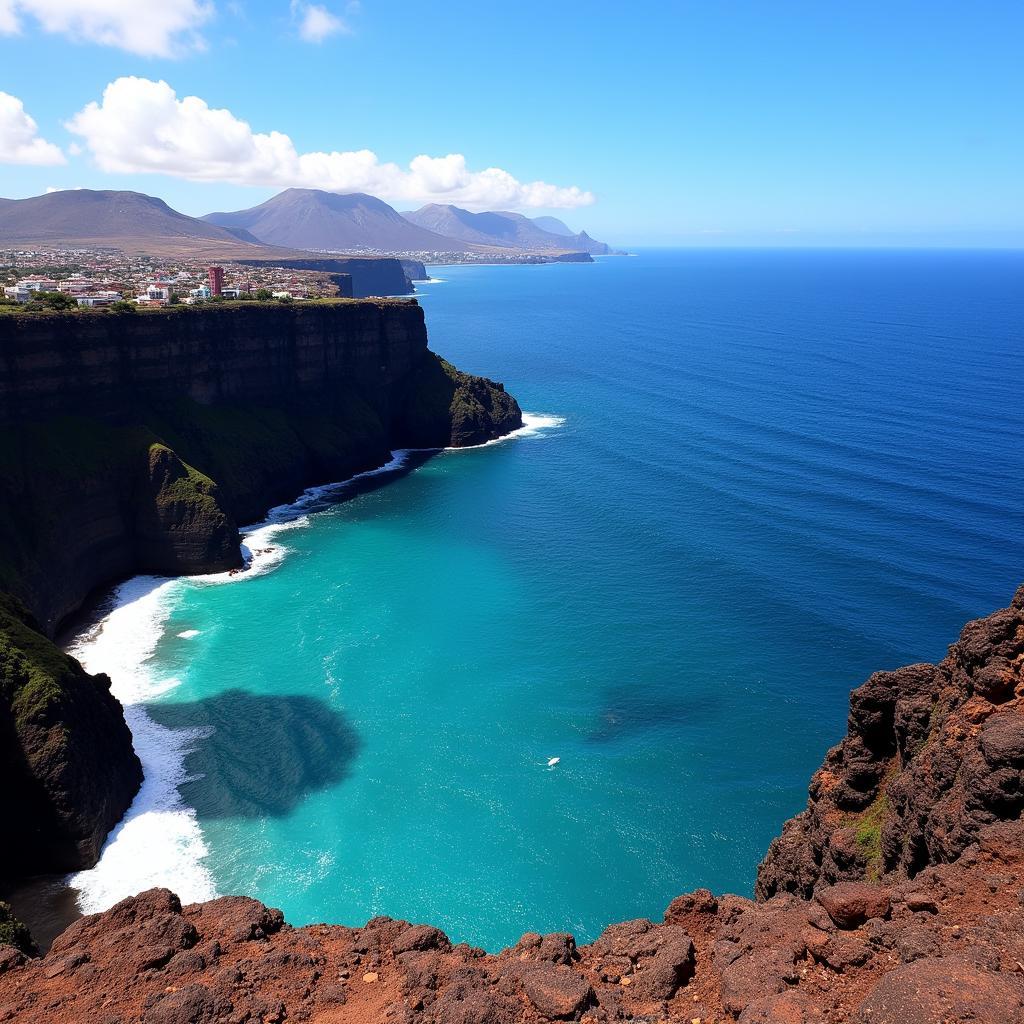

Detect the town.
xmin=0 ymin=246 xmax=349 ymax=307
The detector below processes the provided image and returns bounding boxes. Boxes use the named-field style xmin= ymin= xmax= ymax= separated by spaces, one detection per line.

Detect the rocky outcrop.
xmin=757 ymin=585 xmax=1024 ymax=900
xmin=400 ymin=259 xmax=429 ymax=282
xmin=4 ymin=592 xmax=1022 ymax=1021
xmin=4 ymin=819 xmax=1024 ymax=1022
xmin=0 ymin=596 xmax=142 ymax=877
xmin=0 ymin=300 xmax=522 ymax=634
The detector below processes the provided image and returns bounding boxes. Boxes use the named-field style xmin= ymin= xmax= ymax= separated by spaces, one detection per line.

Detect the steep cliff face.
xmin=0 ymin=301 xmax=522 ymax=634
xmin=0 ymin=300 xmax=520 ymax=892
xmin=0 ymin=596 xmax=142 ymax=877
xmin=757 ymin=585 xmax=1024 ymax=900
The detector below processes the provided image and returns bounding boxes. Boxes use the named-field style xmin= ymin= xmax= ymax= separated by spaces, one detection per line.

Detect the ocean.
xmin=68 ymin=248 xmax=1024 ymax=950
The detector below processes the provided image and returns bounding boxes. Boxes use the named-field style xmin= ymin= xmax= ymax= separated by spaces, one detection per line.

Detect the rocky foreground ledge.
xmin=2 ymin=588 xmax=1024 ymax=1022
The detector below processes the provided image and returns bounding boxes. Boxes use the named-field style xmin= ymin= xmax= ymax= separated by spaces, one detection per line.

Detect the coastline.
xmin=25 ymin=413 xmax=562 ymax=948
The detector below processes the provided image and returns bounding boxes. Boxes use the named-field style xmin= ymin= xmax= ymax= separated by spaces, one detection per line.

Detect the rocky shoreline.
xmin=0 ymin=300 xmax=522 ymax=890
xmin=2 ymin=587 xmax=1022 ymax=1022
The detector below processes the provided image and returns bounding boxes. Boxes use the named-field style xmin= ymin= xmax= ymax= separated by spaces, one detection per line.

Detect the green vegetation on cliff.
xmin=0 ymin=901 xmax=34 ymax=955
xmin=0 ymin=595 xmax=142 ymax=878
xmin=0 ymin=594 xmax=79 ymax=734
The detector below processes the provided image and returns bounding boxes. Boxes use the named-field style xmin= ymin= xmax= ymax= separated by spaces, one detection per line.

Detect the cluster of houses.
xmin=2 ymin=266 xmax=282 ymax=308
xmin=3 ymin=276 xmax=123 ymax=306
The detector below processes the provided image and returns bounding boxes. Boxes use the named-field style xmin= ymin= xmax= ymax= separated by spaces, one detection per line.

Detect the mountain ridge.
xmin=403 ymin=202 xmax=613 ymax=254
xmin=202 ymin=189 xmax=481 ymax=253
xmin=0 ymin=190 xmax=265 ymax=249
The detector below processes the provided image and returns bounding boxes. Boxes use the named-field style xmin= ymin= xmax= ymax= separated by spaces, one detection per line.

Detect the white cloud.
xmin=291 ymin=0 xmax=347 ymax=42
xmin=0 ymin=0 xmax=212 ymax=57
xmin=0 ymin=91 xmax=65 ymax=165
xmin=66 ymin=77 xmax=595 ymax=210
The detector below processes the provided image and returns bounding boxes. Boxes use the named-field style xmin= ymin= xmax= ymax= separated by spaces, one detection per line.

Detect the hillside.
xmin=403 ymin=203 xmax=613 ymax=254
xmin=0 ymin=190 xmax=266 ymax=251
xmin=203 ymin=189 xmax=479 ymax=253
xmin=532 ymin=215 xmax=575 ymax=236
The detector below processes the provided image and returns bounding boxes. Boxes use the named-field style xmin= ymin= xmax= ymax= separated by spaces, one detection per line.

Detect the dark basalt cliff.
xmin=0 ymin=299 xmax=521 ymax=884
xmin=0 ymin=300 xmax=521 ymax=635
xmin=0 ymin=596 xmax=142 ymax=879
xmin=3 ymin=590 xmax=1023 ymax=1023
xmin=235 ymin=257 xmax=414 ymax=298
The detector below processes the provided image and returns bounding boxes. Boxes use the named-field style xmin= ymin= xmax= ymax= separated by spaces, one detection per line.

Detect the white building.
xmin=77 ymin=291 xmax=122 ymax=307
xmin=136 ymin=284 xmax=170 ymax=305
xmin=59 ymin=277 xmax=92 ymax=295
xmin=18 ymin=278 xmax=58 ymax=292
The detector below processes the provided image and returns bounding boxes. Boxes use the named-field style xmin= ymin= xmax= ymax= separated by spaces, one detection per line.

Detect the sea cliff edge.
xmin=0 ymin=299 xmax=522 ymax=884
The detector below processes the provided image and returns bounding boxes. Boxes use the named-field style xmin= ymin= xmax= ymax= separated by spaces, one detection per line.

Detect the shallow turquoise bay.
xmin=143 ymin=250 xmax=1024 ymax=949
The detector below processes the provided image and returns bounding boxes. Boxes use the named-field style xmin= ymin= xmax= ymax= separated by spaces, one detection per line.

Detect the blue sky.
xmin=1 ymin=0 xmax=1022 ymax=246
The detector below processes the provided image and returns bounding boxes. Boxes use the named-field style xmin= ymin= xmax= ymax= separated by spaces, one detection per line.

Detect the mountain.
xmin=203 ymin=189 xmax=478 ymax=253
xmin=530 ymin=215 xmax=574 ymax=236
xmin=403 ymin=203 xmax=612 ymax=254
xmin=0 ymin=190 xmax=265 ymax=250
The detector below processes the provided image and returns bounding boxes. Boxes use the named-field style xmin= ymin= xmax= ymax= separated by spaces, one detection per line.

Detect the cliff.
xmin=0 ymin=596 xmax=142 ymax=878
xmin=0 ymin=300 xmax=521 ymax=635
xmin=3 ymin=590 xmax=1022 ymax=1023
xmin=401 ymin=259 xmax=429 ymax=282
xmin=0 ymin=299 xmax=521 ymax=886
xmin=235 ymin=257 xmax=413 ymax=298
xmin=756 ymin=586 xmax=1024 ymax=900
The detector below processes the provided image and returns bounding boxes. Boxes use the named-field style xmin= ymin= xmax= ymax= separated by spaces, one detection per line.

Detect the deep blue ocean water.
xmin=73 ymin=249 xmax=1024 ymax=950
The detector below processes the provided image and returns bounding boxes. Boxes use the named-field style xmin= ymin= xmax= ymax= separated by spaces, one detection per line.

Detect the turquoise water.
xmin=95 ymin=250 xmax=1024 ymax=950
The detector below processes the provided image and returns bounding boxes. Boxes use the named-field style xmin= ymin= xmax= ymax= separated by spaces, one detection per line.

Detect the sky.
xmin=1 ymin=0 xmax=1022 ymax=246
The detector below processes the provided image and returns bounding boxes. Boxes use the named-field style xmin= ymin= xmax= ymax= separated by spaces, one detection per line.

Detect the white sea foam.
xmin=67 ymin=576 xmax=218 ymax=913
xmin=177 ymin=629 xmax=201 ymax=639
xmin=445 ymin=411 xmax=566 ymax=451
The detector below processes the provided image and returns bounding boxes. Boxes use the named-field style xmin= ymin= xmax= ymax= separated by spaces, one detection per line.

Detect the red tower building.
xmin=207 ymin=266 xmax=225 ymax=296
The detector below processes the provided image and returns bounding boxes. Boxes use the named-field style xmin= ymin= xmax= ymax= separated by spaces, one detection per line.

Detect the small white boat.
xmin=547 ymin=757 xmax=560 ymax=767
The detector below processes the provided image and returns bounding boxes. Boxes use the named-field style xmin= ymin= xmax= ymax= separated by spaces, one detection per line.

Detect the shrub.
xmin=35 ymin=290 xmax=78 ymax=311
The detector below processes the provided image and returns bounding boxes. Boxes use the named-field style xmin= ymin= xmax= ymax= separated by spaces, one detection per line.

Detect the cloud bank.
xmin=66 ymin=77 xmax=595 ymax=210
xmin=0 ymin=91 xmax=65 ymax=166
xmin=0 ymin=0 xmax=211 ymax=57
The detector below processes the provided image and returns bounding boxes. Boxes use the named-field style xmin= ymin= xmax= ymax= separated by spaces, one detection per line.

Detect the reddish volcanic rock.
xmin=757 ymin=585 xmax=1024 ymax=899
xmin=3 ymin=590 xmax=1024 ymax=1023
xmin=856 ymin=957 xmax=1024 ymax=1024
xmin=3 ymin=817 xmax=1024 ymax=1023
xmin=816 ymin=883 xmax=891 ymax=929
